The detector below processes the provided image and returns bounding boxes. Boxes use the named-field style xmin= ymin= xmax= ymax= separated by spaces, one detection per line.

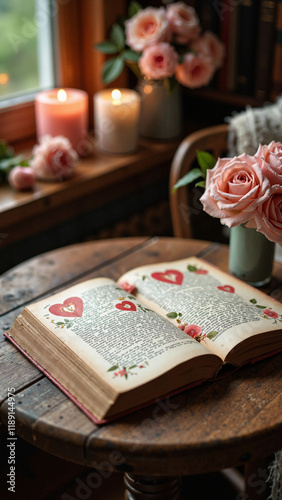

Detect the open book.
xmin=5 ymin=257 xmax=282 ymax=424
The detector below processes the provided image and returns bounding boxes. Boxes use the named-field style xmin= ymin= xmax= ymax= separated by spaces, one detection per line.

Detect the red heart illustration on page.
xmin=151 ymin=269 xmax=183 ymax=285
xmin=115 ymin=301 xmax=137 ymax=312
xmin=49 ymin=297 xmax=83 ymax=317
xmin=217 ymin=285 xmax=235 ymax=293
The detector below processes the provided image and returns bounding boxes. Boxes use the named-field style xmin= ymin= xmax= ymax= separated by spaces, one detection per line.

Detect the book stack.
xmin=195 ymin=0 xmax=282 ymax=101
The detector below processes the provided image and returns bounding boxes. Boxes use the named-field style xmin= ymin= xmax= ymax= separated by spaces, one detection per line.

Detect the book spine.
xmin=217 ymin=4 xmax=230 ymax=91
xmin=236 ymin=0 xmax=260 ymax=96
xmin=195 ymin=0 xmax=221 ymax=88
xmin=195 ymin=0 xmax=221 ymax=34
xmin=271 ymin=0 xmax=282 ymax=99
xmin=217 ymin=3 xmax=240 ymax=92
xmin=254 ymin=0 xmax=277 ymax=101
xmin=227 ymin=4 xmax=239 ymax=91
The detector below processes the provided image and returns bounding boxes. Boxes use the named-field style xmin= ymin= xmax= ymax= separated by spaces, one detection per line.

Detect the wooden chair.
xmin=169 ymin=124 xmax=229 ymax=239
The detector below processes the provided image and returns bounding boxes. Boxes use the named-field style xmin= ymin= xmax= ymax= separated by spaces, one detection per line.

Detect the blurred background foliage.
xmin=0 ymin=0 xmax=39 ymax=99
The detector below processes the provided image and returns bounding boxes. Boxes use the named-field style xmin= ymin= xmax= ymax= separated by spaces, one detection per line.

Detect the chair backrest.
xmin=169 ymin=124 xmax=229 ymax=239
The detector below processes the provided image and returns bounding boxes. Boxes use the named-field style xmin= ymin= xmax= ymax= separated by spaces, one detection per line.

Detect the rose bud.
xmin=8 ymin=166 xmax=36 ymax=191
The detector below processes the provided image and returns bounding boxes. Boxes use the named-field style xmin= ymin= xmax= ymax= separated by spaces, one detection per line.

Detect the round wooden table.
xmin=1 ymin=237 xmax=282 ymax=499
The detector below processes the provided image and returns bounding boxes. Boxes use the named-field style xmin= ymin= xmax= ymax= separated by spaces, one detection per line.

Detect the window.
xmin=0 ymin=0 xmax=128 ymax=145
xmin=0 ymin=0 xmax=56 ymax=105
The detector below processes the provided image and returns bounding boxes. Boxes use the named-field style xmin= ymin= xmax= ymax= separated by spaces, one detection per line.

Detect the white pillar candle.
xmin=94 ymin=88 xmax=140 ymax=154
xmin=35 ymin=88 xmax=89 ymax=154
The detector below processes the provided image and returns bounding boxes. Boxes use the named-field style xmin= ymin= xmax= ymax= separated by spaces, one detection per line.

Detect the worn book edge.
xmin=4 ymin=332 xmax=281 ymax=425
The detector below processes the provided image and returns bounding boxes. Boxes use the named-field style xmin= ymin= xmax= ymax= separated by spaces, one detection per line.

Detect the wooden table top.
xmin=1 ymin=237 xmax=282 ymax=477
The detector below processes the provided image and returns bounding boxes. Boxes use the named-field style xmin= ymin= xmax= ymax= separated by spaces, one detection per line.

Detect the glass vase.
xmin=229 ymin=224 xmax=275 ymax=287
xmin=137 ymin=78 xmax=182 ymax=140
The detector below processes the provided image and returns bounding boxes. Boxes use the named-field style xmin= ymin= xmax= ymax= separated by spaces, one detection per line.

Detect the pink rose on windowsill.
xmin=30 ymin=135 xmax=78 ymax=182
xmin=166 ymin=2 xmax=200 ymax=44
xmin=200 ymin=153 xmax=272 ymax=228
xmin=8 ymin=166 xmax=36 ymax=191
xmin=125 ymin=7 xmax=170 ymax=52
xmin=255 ymin=141 xmax=282 ymax=185
xmin=175 ymin=53 xmax=215 ymax=89
xmin=138 ymin=42 xmax=178 ymax=80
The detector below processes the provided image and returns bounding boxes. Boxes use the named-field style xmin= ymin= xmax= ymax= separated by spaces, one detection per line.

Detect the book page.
xmin=119 ymin=258 xmax=282 ymax=361
xmin=26 ymin=278 xmax=213 ymax=392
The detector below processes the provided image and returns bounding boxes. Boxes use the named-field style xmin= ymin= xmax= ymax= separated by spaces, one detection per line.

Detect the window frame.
xmin=0 ymin=0 xmax=128 ymax=146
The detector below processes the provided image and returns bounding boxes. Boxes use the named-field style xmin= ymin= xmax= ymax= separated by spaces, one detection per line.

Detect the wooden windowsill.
xmin=0 ymin=136 xmax=180 ymax=249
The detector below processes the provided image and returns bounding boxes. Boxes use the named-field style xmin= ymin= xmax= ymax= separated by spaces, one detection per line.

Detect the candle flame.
xmin=57 ymin=89 xmax=67 ymax=102
xmin=112 ymin=89 xmax=121 ymax=100
xmin=112 ymin=89 xmax=122 ymax=105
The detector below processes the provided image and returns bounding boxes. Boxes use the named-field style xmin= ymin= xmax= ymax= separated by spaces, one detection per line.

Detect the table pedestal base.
xmin=124 ymin=473 xmax=181 ymax=499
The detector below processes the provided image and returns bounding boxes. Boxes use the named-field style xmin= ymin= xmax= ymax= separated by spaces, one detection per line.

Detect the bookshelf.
xmin=195 ymin=0 xmax=281 ymax=106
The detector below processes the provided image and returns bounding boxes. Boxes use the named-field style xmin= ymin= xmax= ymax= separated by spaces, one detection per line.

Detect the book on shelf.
xmin=4 ymin=257 xmax=282 ymax=424
xmin=271 ymin=0 xmax=282 ymax=100
xmin=254 ymin=0 xmax=277 ymax=101
xmin=236 ymin=0 xmax=260 ymax=96
xmin=195 ymin=0 xmax=221 ymax=34
xmin=217 ymin=2 xmax=239 ymax=92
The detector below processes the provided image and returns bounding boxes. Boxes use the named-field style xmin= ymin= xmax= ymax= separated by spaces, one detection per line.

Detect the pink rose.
xmin=166 ymin=2 xmax=200 ymax=44
xmin=125 ymin=7 xmax=171 ymax=52
xmin=255 ymin=141 xmax=282 ymax=185
xmin=119 ymin=281 xmax=136 ymax=294
xmin=246 ymin=185 xmax=282 ymax=245
xmin=262 ymin=309 xmax=279 ymax=318
xmin=190 ymin=31 xmax=225 ymax=69
xmin=30 ymin=135 xmax=78 ymax=181
xmin=8 ymin=166 xmax=36 ymax=191
xmin=175 ymin=53 xmax=214 ymax=88
xmin=200 ymin=154 xmax=272 ymax=228
xmin=138 ymin=42 xmax=178 ymax=79
xmin=184 ymin=324 xmax=202 ymax=338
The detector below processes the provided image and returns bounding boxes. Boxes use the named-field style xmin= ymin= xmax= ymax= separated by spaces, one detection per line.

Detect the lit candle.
xmin=94 ymin=88 xmax=140 ymax=154
xmin=35 ymin=88 xmax=89 ymax=154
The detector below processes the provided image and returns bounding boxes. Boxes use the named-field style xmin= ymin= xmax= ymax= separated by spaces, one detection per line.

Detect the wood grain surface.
xmin=0 ymin=237 xmax=281 ymax=483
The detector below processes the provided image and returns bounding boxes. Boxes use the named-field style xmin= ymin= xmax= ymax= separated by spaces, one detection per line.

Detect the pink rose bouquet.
xmin=174 ymin=141 xmax=282 ymax=245
xmin=96 ymin=1 xmax=224 ymax=90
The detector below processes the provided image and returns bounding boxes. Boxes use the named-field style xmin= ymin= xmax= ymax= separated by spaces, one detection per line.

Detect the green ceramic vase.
xmin=137 ymin=78 xmax=182 ymax=140
xmin=229 ymin=224 xmax=275 ymax=287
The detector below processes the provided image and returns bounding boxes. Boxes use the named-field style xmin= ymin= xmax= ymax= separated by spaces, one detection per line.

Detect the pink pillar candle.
xmin=35 ymin=88 xmax=89 ymax=154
